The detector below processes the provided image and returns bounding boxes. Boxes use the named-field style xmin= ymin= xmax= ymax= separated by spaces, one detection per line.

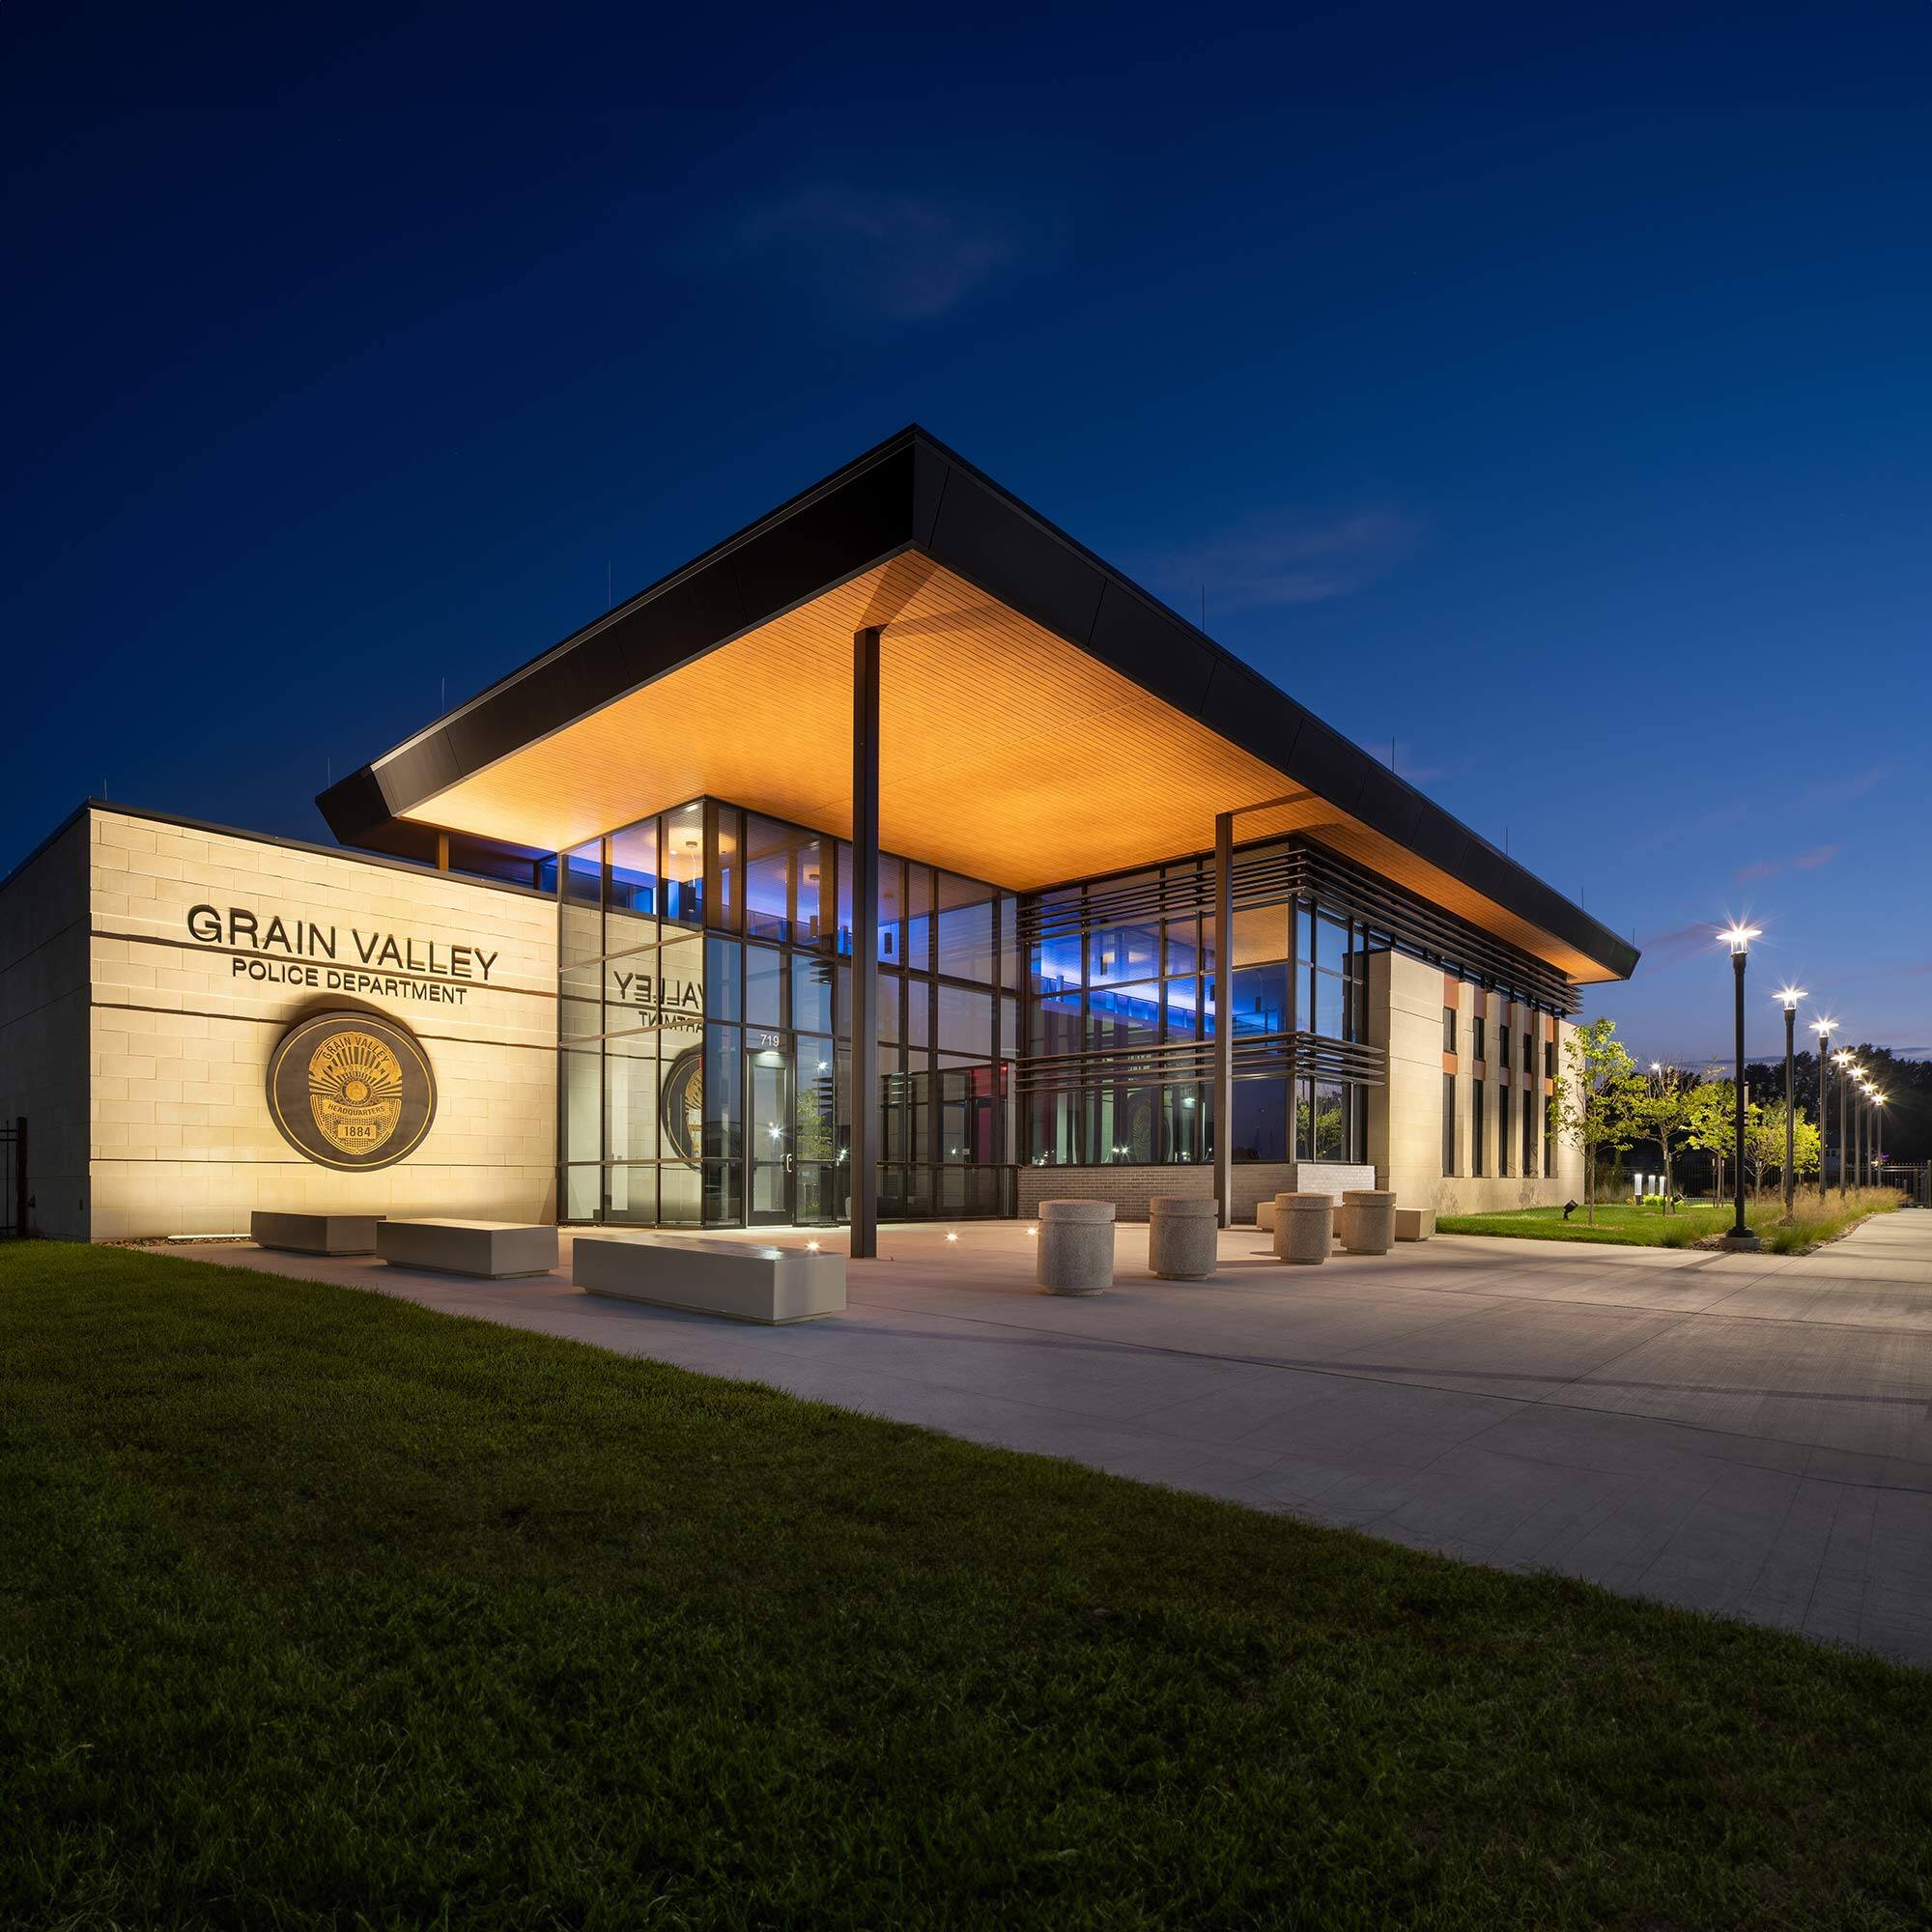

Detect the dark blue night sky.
xmin=5 ymin=3 xmax=1928 ymax=1064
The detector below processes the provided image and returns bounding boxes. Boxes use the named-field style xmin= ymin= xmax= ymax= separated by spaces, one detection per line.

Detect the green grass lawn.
xmin=4 ymin=1243 xmax=1931 ymax=1929
xmin=1439 ymin=1187 xmax=1905 ymax=1252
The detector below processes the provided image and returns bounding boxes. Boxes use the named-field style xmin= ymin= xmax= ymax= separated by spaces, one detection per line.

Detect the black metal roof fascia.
xmin=316 ymin=426 xmax=1638 ymax=980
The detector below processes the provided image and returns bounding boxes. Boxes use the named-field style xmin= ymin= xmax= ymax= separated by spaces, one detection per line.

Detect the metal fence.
xmin=0 ymin=1117 xmax=24 ymax=1238
xmin=1880 ymin=1162 xmax=1930 ymax=1207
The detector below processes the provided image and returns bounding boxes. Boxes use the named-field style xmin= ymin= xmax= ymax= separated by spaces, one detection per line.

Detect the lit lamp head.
xmin=1812 ymin=1015 xmax=1836 ymax=1043
xmin=1723 ymin=923 xmax=1761 ymax=957
xmin=1775 ymin=984 xmax=1806 ymax=1013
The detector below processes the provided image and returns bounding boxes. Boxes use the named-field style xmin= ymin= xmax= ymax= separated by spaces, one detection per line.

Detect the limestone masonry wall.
xmin=84 ymin=807 xmax=559 ymax=1239
xmin=0 ymin=816 xmax=93 ymax=1237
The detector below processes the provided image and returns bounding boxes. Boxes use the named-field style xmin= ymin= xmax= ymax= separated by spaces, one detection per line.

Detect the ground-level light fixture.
xmin=1719 ymin=923 xmax=1760 ymax=1247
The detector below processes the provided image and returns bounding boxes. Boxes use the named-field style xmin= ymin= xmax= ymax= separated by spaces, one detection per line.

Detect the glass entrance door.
xmin=745 ymin=1041 xmax=794 ymax=1226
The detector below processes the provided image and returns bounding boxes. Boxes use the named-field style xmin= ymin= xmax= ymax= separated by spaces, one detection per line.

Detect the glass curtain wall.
xmin=558 ymin=798 xmax=1016 ymax=1224
xmin=1025 ymin=848 xmax=1379 ymax=1168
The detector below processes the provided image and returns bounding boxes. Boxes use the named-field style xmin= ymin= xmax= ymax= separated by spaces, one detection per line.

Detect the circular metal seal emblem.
xmin=660 ymin=1044 xmax=704 ymax=1163
xmin=266 ymin=1010 xmax=437 ymax=1171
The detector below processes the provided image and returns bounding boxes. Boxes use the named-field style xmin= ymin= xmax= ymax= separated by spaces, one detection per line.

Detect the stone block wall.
xmin=0 ymin=814 xmax=92 ymax=1237
xmin=1019 ymin=1162 xmax=1294 ymax=1223
xmin=82 ymin=806 xmax=559 ymax=1239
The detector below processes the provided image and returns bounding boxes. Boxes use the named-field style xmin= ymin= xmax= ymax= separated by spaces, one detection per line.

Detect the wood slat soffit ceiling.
xmin=398 ymin=554 xmax=1614 ymax=983
xmin=314 ymin=429 xmax=1634 ymax=983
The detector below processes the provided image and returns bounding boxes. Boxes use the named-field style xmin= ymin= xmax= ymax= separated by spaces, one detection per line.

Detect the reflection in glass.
xmin=663 ymin=805 xmax=704 ymax=925
xmin=607 ymin=819 xmax=659 ymax=916
xmin=1231 ymin=962 xmax=1289 ymax=1036
xmin=1233 ymin=1078 xmax=1287 ymax=1162
xmin=745 ymin=943 xmax=783 ymax=1028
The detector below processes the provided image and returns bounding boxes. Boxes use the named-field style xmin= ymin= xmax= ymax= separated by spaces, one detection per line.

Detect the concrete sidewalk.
xmin=158 ymin=1207 xmax=1932 ymax=1667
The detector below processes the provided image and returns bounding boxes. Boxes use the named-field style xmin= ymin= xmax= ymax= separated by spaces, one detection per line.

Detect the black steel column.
xmin=1730 ymin=952 xmax=1749 ymax=1240
xmin=850 ymin=626 xmax=881 ymax=1260
xmin=1818 ymin=1041 xmax=1831 ymax=1200
xmin=1212 ymin=810 xmax=1234 ymax=1228
xmin=1783 ymin=1006 xmax=1795 ymax=1217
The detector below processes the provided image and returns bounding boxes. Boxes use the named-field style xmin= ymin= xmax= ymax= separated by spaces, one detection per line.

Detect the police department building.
xmin=0 ymin=429 xmax=1636 ymax=1245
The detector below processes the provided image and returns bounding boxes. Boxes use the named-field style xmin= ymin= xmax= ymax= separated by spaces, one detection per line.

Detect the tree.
xmin=1747 ymin=1103 xmax=1820 ymax=1200
xmin=1546 ymin=1018 xmax=1641 ymax=1224
xmin=1631 ymin=1065 xmax=1697 ymax=1213
xmin=1680 ymin=1076 xmax=1736 ymax=1201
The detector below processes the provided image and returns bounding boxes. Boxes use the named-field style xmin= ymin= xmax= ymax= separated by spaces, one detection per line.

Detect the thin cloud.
xmin=1730 ymin=842 xmax=1840 ymax=885
xmin=1634 ymin=922 xmax=1723 ymax=972
xmin=731 ymin=188 xmax=1013 ymax=321
xmin=1379 ymin=741 xmax=1474 ymax=785
xmin=1634 ymin=798 xmax=1748 ymax=856
xmin=1155 ymin=507 xmax=1425 ymax=612
xmin=1797 ymin=766 xmax=1889 ymax=810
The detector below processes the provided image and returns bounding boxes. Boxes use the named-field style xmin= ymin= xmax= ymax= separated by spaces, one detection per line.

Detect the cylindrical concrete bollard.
xmin=1037 ymin=1199 xmax=1115 ymax=1294
xmin=1255 ymin=1198 xmax=1277 ymax=1233
xmin=1148 ymin=1195 xmax=1218 ymax=1280
xmin=1271 ymin=1192 xmax=1332 ymax=1264
xmin=1336 ymin=1189 xmax=1398 ymax=1256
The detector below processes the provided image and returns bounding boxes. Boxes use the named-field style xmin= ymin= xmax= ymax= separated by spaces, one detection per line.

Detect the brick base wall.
xmin=1018 ymin=1163 xmax=1296 ymax=1223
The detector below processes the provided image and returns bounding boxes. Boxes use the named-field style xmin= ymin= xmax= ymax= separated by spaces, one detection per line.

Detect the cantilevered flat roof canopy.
xmin=320 ymin=427 xmax=1637 ymax=985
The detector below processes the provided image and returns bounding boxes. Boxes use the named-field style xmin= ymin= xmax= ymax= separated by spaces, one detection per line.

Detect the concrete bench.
xmin=376 ymin=1219 xmax=558 ymax=1279
xmin=251 ymin=1211 xmax=383 ymax=1256
xmin=574 ymin=1235 xmax=845 ymax=1323
xmin=1395 ymin=1208 xmax=1435 ymax=1241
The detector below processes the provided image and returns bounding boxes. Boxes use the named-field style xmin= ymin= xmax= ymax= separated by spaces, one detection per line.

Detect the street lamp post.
xmin=1873 ymin=1092 xmax=1886 ymax=1183
xmin=1811 ymin=1017 xmax=1835 ymax=1201
xmin=1776 ymin=986 xmax=1804 ymax=1218
xmin=1722 ymin=925 xmax=1761 ymax=1249
xmin=1834 ymin=1051 xmax=1855 ymax=1200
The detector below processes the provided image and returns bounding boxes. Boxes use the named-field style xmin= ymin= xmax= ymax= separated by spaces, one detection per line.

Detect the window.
xmin=1498 ymin=1087 xmax=1512 ymax=1177
xmin=1523 ymin=1086 xmax=1538 ymax=1176
xmin=1545 ymin=1037 xmax=1556 ymax=1080
xmin=1472 ymin=1015 xmax=1486 ymax=1063
xmin=1230 ymin=1078 xmax=1288 ymax=1162
xmin=1498 ymin=1025 xmax=1510 ymax=1073
xmin=1442 ymin=1072 xmax=1456 ymax=1176
xmin=1443 ymin=1005 xmax=1457 ymax=1053
xmin=1472 ymin=1081 xmax=1486 ymax=1176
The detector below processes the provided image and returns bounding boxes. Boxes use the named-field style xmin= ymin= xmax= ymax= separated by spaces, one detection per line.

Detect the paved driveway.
xmin=165 ymin=1208 xmax=1932 ymax=1667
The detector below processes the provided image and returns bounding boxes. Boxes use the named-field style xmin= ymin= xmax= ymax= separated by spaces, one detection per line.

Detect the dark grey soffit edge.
xmin=316 ymin=426 xmax=1638 ymax=981
xmin=0 ymin=800 xmax=553 ymax=903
